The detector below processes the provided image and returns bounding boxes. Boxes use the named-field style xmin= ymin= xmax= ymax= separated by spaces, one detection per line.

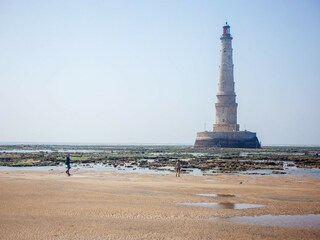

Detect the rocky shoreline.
xmin=0 ymin=145 xmax=319 ymax=174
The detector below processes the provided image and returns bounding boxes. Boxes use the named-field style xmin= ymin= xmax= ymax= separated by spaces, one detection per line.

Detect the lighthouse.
xmin=214 ymin=23 xmax=239 ymax=132
xmin=194 ymin=23 xmax=260 ymax=148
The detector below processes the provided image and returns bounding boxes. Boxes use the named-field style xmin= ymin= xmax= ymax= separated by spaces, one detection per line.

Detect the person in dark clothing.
xmin=65 ymin=153 xmax=71 ymax=176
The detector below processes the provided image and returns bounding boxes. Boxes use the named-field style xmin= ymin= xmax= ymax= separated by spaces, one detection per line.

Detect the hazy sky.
xmin=0 ymin=0 xmax=319 ymax=145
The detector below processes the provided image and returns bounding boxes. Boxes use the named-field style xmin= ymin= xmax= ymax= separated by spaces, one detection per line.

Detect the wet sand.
xmin=0 ymin=169 xmax=319 ymax=240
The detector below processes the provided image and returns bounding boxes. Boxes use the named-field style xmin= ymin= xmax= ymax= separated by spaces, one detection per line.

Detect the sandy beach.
xmin=0 ymin=169 xmax=319 ymax=240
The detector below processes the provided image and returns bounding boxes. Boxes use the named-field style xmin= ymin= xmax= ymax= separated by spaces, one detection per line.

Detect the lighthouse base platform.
xmin=194 ymin=131 xmax=261 ymax=149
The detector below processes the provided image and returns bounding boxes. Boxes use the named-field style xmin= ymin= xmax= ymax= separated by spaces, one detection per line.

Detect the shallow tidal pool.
xmin=211 ymin=214 xmax=320 ymax=228
xmin=177 ymin=202 xmax=263 ymax=209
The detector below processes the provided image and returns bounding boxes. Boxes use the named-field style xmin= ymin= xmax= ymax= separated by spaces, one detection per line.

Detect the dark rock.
xmin=272 ymin=171 xmax=286 ymax=174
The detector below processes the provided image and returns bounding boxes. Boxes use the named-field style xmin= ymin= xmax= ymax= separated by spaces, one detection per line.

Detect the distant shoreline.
xmin=0 ymin=142 xmax=319 ymax=148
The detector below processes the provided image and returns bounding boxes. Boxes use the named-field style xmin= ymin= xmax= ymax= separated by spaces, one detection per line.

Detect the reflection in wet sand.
xmin=214 ymin=214 xmax=320 ymax=228
xmin=178 ymin=202 xmax=263 ymax=209
xmin=196 ymin=193 xmax=236 ymax=198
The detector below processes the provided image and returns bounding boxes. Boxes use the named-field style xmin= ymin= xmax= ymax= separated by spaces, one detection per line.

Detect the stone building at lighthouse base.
xmin=194 ymin=131 xmax=260 ymax=148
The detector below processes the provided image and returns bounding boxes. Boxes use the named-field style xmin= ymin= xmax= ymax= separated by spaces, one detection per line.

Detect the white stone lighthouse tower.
xmin=213 ymin=23 xmax=239 ymax=132
xmin=194 ymin=23 xmax=260 ymax=148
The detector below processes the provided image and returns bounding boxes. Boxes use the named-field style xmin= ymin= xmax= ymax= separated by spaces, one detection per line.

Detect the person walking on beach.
xmin=175 ymin=160 xmax=181 ymax=177
xmin=65 ymin=153 xmax=71 ymax=176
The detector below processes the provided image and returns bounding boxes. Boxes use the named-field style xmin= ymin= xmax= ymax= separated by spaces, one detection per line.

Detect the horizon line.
xmin=0 ymin=141 xmax=319 ymax=148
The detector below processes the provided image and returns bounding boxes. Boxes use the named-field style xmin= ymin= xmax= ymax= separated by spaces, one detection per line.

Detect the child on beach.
xmin=65 ymin=153 xmax=71 ymax=176
xmin=175 ymin=160 xmax=181 ymax=177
